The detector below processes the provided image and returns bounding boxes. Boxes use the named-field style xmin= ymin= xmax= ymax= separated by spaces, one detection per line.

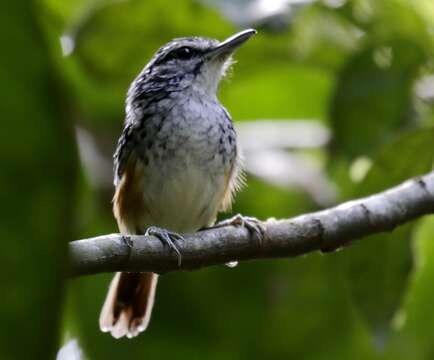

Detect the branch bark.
xmin=69 ymin=172 xmax=434 ymax=277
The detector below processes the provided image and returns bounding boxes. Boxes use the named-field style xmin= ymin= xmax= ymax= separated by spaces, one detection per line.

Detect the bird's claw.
xmin=213 ymin=214 xmax=266 ymax=242
xmin=145 ymin=226 xmax=184 ymax=267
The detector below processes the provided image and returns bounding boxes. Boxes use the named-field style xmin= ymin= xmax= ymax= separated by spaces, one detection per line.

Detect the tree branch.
xmin=69 ymin=172 xmax=434 ymax=277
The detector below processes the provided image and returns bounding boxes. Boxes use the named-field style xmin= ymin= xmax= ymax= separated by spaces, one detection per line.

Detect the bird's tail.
xmin=99 ymin=271 xmax=158 ymax=338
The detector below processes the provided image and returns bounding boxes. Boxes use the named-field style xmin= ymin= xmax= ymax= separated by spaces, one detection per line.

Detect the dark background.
xmin=2 ymin=0 xmax=434 ymax=359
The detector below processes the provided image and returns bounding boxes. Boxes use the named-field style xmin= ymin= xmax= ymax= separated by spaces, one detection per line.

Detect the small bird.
xmin=99 ymin=29 xmax=257 ymax=338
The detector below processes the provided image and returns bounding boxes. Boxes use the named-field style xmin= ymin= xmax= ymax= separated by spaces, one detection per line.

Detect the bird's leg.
xmin=145 ymin=226 xmax=184 ymax=267
xmin=207 ymin=214 xmax=266 ymax=241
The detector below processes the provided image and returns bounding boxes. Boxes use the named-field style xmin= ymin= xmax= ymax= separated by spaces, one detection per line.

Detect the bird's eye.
xmin=156 ymin=46 xmax=198 ymax=65
xmin=174 ymin=47 xmax=194 ymax=60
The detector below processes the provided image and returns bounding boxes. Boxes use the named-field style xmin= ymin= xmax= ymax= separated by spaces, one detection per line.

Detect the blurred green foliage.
xmin=3 ymin=0 xmax=434 ymax=359
xmin=0 ymin=1 xmax=77 ymax=359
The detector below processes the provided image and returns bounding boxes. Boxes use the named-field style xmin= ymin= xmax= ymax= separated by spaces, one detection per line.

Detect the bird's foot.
xmin=211 ymin=214 xmax=266 ymax=242
xmin=206 ymin=214 xmax=265 ymax=268
xmin=145 ymin=226 xmax=184 ymax=267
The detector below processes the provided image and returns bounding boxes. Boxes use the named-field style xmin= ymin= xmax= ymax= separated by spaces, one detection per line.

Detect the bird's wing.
xmin=113 ymin=123 xmax=136 ymax=187
xmin=219 ymin=148 xmax=245 ymax=212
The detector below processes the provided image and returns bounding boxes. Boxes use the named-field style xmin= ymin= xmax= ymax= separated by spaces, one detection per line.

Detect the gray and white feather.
xmin=101 ymin=30 xmax=256 ymax=339
xmin=113 ymin=30 xmax=256 ymax=232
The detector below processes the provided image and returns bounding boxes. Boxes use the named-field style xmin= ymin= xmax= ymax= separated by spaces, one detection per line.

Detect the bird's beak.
xmin=206 ymin=29 xmax=257 ymax=60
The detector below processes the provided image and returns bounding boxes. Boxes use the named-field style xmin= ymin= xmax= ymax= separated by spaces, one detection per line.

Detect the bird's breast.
xmin=132 ymin=98 xmax=237 ymax=233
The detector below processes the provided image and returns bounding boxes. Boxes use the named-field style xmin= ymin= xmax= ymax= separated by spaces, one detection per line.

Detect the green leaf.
xmin=0 ymin=2 xmax=77 ymax=359
xmin=330 ymin=39 xmax=426 ymax=158
xmin=342 ymin=128 xmax=434 ymax=348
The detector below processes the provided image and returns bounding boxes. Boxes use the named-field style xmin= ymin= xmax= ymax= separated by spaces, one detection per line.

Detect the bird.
xmin=99 ymin=29 xmax=257 ymax=338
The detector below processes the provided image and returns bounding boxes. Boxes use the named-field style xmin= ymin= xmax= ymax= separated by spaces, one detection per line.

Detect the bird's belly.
xmin=140 ymin=160 xmax=227 ymax=233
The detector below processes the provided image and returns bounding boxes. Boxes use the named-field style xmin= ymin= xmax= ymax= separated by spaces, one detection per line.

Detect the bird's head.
xmin=132 ymin=29 xmax=256 ymax=98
